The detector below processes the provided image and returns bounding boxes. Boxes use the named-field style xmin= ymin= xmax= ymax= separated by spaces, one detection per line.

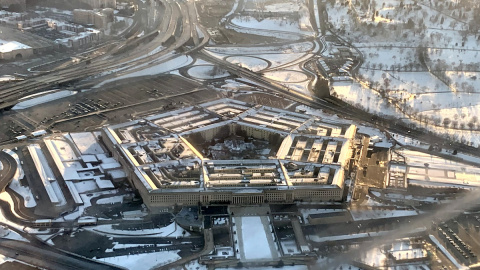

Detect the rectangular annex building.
xmin=101 ymin=99 xmax=357 ymax=210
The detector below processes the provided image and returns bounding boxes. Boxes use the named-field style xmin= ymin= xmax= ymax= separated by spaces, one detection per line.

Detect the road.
xmin=0 ymin=0 xmax=208 ymax=112
xmin=0 ymin=151 xmax=16 ymax=192
xmin=197 ymin=47 xmax=480 ymax=158
xmin=156 ymin=229 xmax=214 ymax=270
xmin=0 ymin=221 xmax=125 ymax=270
xmin=0 ymin=239 xmax=124 ymax=270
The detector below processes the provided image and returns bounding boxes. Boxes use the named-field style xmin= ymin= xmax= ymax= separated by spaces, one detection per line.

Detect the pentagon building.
xmin=101 ymin=99 xmax=357 ymax=210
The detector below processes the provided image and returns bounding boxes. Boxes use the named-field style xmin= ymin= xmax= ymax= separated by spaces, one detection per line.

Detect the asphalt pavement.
xmin=0 ymin=239 xmax=124 ymax=270
xmin=0 ymin=151 xmax=17 ymax=192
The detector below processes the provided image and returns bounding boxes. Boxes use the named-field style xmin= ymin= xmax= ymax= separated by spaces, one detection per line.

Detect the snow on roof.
xmin=95 ymin=177 xmax=114 ymax=189
xmin=100 ymin=162 xmax=121 ymax=171
xmin=109 ymin=169 xmax=127 ymax=180
xmin=101 ymin=157 xmax=118 ymax=164
xmin=44 ymin=139 xmax=80 ymax=181
xmin=0 ymin=40 xmax=31 ymax=53
xmin=96 ymin=153 xmax=108 ymax=161
xmin=31 ymin=130 xmax=47 ymax=136
xmin=70 ymin=132 xmax=104 ymax=155
xmin=82 ymin=155 xmax=98 ymax=163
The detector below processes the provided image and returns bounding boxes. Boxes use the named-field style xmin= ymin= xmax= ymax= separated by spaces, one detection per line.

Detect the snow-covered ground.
xmin=205 ymin=42 xmax=313 ymax=55
xmin=231 ymin=16 xmax=312 ymax=36
xmin=264 ymin=70 xmax=308 ymax=83
xmin=88 ymin=221 xmax=190 ymax=237
xmin=8 ymin=178 xmax=36 ymax=208
xmin=96 ymin=195 xmax=124 ymax=205
xmin=95 ymin=55 xmax=193 ymax=87
xmin=226 ymin=56 xmax=269 ymax=72
xmin=243 ymin=0 xmax=301 ymax=13
xmin=4 ymin=150 xmax=36 ymax=208
xmin=234 ymin=216 xmax=276 ymax=261
xmin=97 ymin=250 xmax=181 ymax=270
xmin=325 ymin=0 xmax=480 ymax=147
xmin=187 ymin=65 xmax=230 ymax=80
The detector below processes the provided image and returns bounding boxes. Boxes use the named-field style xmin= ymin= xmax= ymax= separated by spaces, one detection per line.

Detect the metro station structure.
xmin=101 ymin=99 xmax=357 ymax=210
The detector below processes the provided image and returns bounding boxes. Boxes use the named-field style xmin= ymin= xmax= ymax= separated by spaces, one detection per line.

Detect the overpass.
xmin=0 ymin=0 xmax=208 ymax=112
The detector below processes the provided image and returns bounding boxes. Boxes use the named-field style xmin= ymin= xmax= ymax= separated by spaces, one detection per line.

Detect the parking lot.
xmin=0 ymin=74 xmax=222 ymax=141
xmin=433 ymin=215 xmax=480 ymax=265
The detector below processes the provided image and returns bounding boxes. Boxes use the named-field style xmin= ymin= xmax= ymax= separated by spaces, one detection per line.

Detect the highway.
xmin=0 ymin=220 xmax=125 ymax=270
xmin=0 ymin=239 xmax=124 ymax=270
xmin=0 ymin=151 xmax=16 ymax=192
xmin=196 ymin=48 xmax=480 ymax=158
xmin=0 ymin=0 xmax=209 ymax=111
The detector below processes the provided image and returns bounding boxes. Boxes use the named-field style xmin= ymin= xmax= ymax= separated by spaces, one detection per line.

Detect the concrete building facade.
xmin=0 ymin=40 xmax=33 ymax=60
xmin=101 ymin=99 xmax=358 ymax=211
xmin=73 ymin=8 xmax=113 ymax=29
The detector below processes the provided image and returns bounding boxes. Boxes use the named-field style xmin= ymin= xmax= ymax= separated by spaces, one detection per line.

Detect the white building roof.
xmin=0 ymin=40 xmax=31 ymax=53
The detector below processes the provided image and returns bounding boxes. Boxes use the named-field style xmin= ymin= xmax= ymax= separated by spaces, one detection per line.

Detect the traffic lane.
xmin=113 ymin=236 xmax=204 ymax=246
xmin=0 ymin=239 xmax=124 ymax=270
xmin=96 ymin=243 xmax=192 ymax=259
xmin=0 ymin=0 xmax=176 ymax=108
xmin=0 ymin=151 xmax=17 ymax=191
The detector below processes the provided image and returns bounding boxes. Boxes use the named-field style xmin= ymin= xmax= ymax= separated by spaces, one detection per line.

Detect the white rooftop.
xmin=0 ymin=40 xmax=31 ymax=53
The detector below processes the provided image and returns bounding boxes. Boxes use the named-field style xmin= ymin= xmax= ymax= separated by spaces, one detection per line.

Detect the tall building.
xmin=101 ymin=99 xmax=358 ymax=211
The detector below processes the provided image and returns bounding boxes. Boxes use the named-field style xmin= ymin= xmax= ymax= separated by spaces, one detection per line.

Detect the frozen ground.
xmin=264 ymin=70 xmax=308 ymax=83
xmin=96 ymin=195 xmax=124 ymax=204
xmin=96 ymin=55 xmax=193 ymax=87
xmin=226 ymin=56 xmax=269 ymax=72
xmin=235 ymin=216 xmax=276 ymax=261
xmin=231 ymin=16 xmax=310 ymax=35
xmin=9 ymin=178 xmax=36 ymax=208
xmin=325 ymin=0 xmax=480 ymax=146
xmin=88 ymin=221 xmax=190 ymax=237
xmin=187 ymin=65 xmax=230 ymax=79
xmin=97 ymin=250 xmax=180 ymax=270
xmin=205 ymin=42 xmax=313 ymax=55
